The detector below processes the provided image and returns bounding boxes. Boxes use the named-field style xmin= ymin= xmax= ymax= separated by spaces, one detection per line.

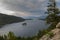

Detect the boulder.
xmin=56 ymin=22 xmax=60 ymax=28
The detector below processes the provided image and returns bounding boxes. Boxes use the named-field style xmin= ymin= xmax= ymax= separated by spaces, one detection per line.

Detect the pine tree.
xmin=46 ymin=0 xmax=60 ymax=23
xmin=46 ymin=0 xmax=60 ymax=29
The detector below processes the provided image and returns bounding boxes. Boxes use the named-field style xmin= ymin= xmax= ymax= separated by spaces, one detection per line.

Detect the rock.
xmin=39 ymin=28 xmax=60 ymax=40
xmin=56 ymin=22 xmax=60 ymax=28
xmin=39 ymin=22 xmax=60 ymax=40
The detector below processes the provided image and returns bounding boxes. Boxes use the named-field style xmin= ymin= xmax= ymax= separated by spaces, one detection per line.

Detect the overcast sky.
xmin=0 ymin=0 xmax=60 ymax=17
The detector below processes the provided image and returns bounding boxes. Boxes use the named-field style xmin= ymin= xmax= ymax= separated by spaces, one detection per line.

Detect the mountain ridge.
xmin=0 ymin=13 xmax=25 ymax=27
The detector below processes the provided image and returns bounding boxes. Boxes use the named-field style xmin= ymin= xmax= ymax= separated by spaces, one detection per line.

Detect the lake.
xmin=0 ymin=20 xmax=49 ymax=37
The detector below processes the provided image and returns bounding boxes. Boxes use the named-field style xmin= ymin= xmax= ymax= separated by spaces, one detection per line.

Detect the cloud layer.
xmin=0 ymin=0 xmax=59 ymax=16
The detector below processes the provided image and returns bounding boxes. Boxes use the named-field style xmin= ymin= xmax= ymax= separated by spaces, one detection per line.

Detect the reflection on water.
xmin=0 ymin=20 xmax=49 ymax=37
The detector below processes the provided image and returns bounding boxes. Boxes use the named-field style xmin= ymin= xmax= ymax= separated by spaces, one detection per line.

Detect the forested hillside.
xmin=0 ymin=13 xmax=25 ymax=27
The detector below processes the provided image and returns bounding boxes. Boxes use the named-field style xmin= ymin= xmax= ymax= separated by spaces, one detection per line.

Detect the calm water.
xmin=0 ymin=20 xmax=49 ymax=37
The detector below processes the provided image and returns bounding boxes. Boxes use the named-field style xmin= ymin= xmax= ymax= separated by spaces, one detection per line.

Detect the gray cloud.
xmin=0 ymin=0 xmax=48 ymax=15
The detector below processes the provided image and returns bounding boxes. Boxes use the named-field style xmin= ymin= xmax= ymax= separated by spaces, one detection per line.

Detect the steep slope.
xmin=0 ymin=13 xmax=25 ymax=27
xmin=39 ymin=22 xmax=60 ymax=40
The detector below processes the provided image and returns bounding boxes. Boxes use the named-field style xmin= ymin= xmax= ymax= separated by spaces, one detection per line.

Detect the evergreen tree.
xmin=46 ymin=0 xmax=60 ymax=29
xmin=8 ymin=32 xmax=17 ymax=40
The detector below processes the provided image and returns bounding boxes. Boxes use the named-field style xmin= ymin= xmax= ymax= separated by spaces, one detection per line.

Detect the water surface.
xmin=0 ymin=20 xmax=49 ymax=37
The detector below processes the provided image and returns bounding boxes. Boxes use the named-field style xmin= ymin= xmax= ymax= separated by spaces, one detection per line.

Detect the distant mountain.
xmin=23 ymin=16 xmax=46 ymax=20
xmin=0 ymin=13 xmax=25 ymax=27
xmin=24 ymin=16 xmax=38 ymax=20
xmin=38 ymin=16 xmax=46 ymax=20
